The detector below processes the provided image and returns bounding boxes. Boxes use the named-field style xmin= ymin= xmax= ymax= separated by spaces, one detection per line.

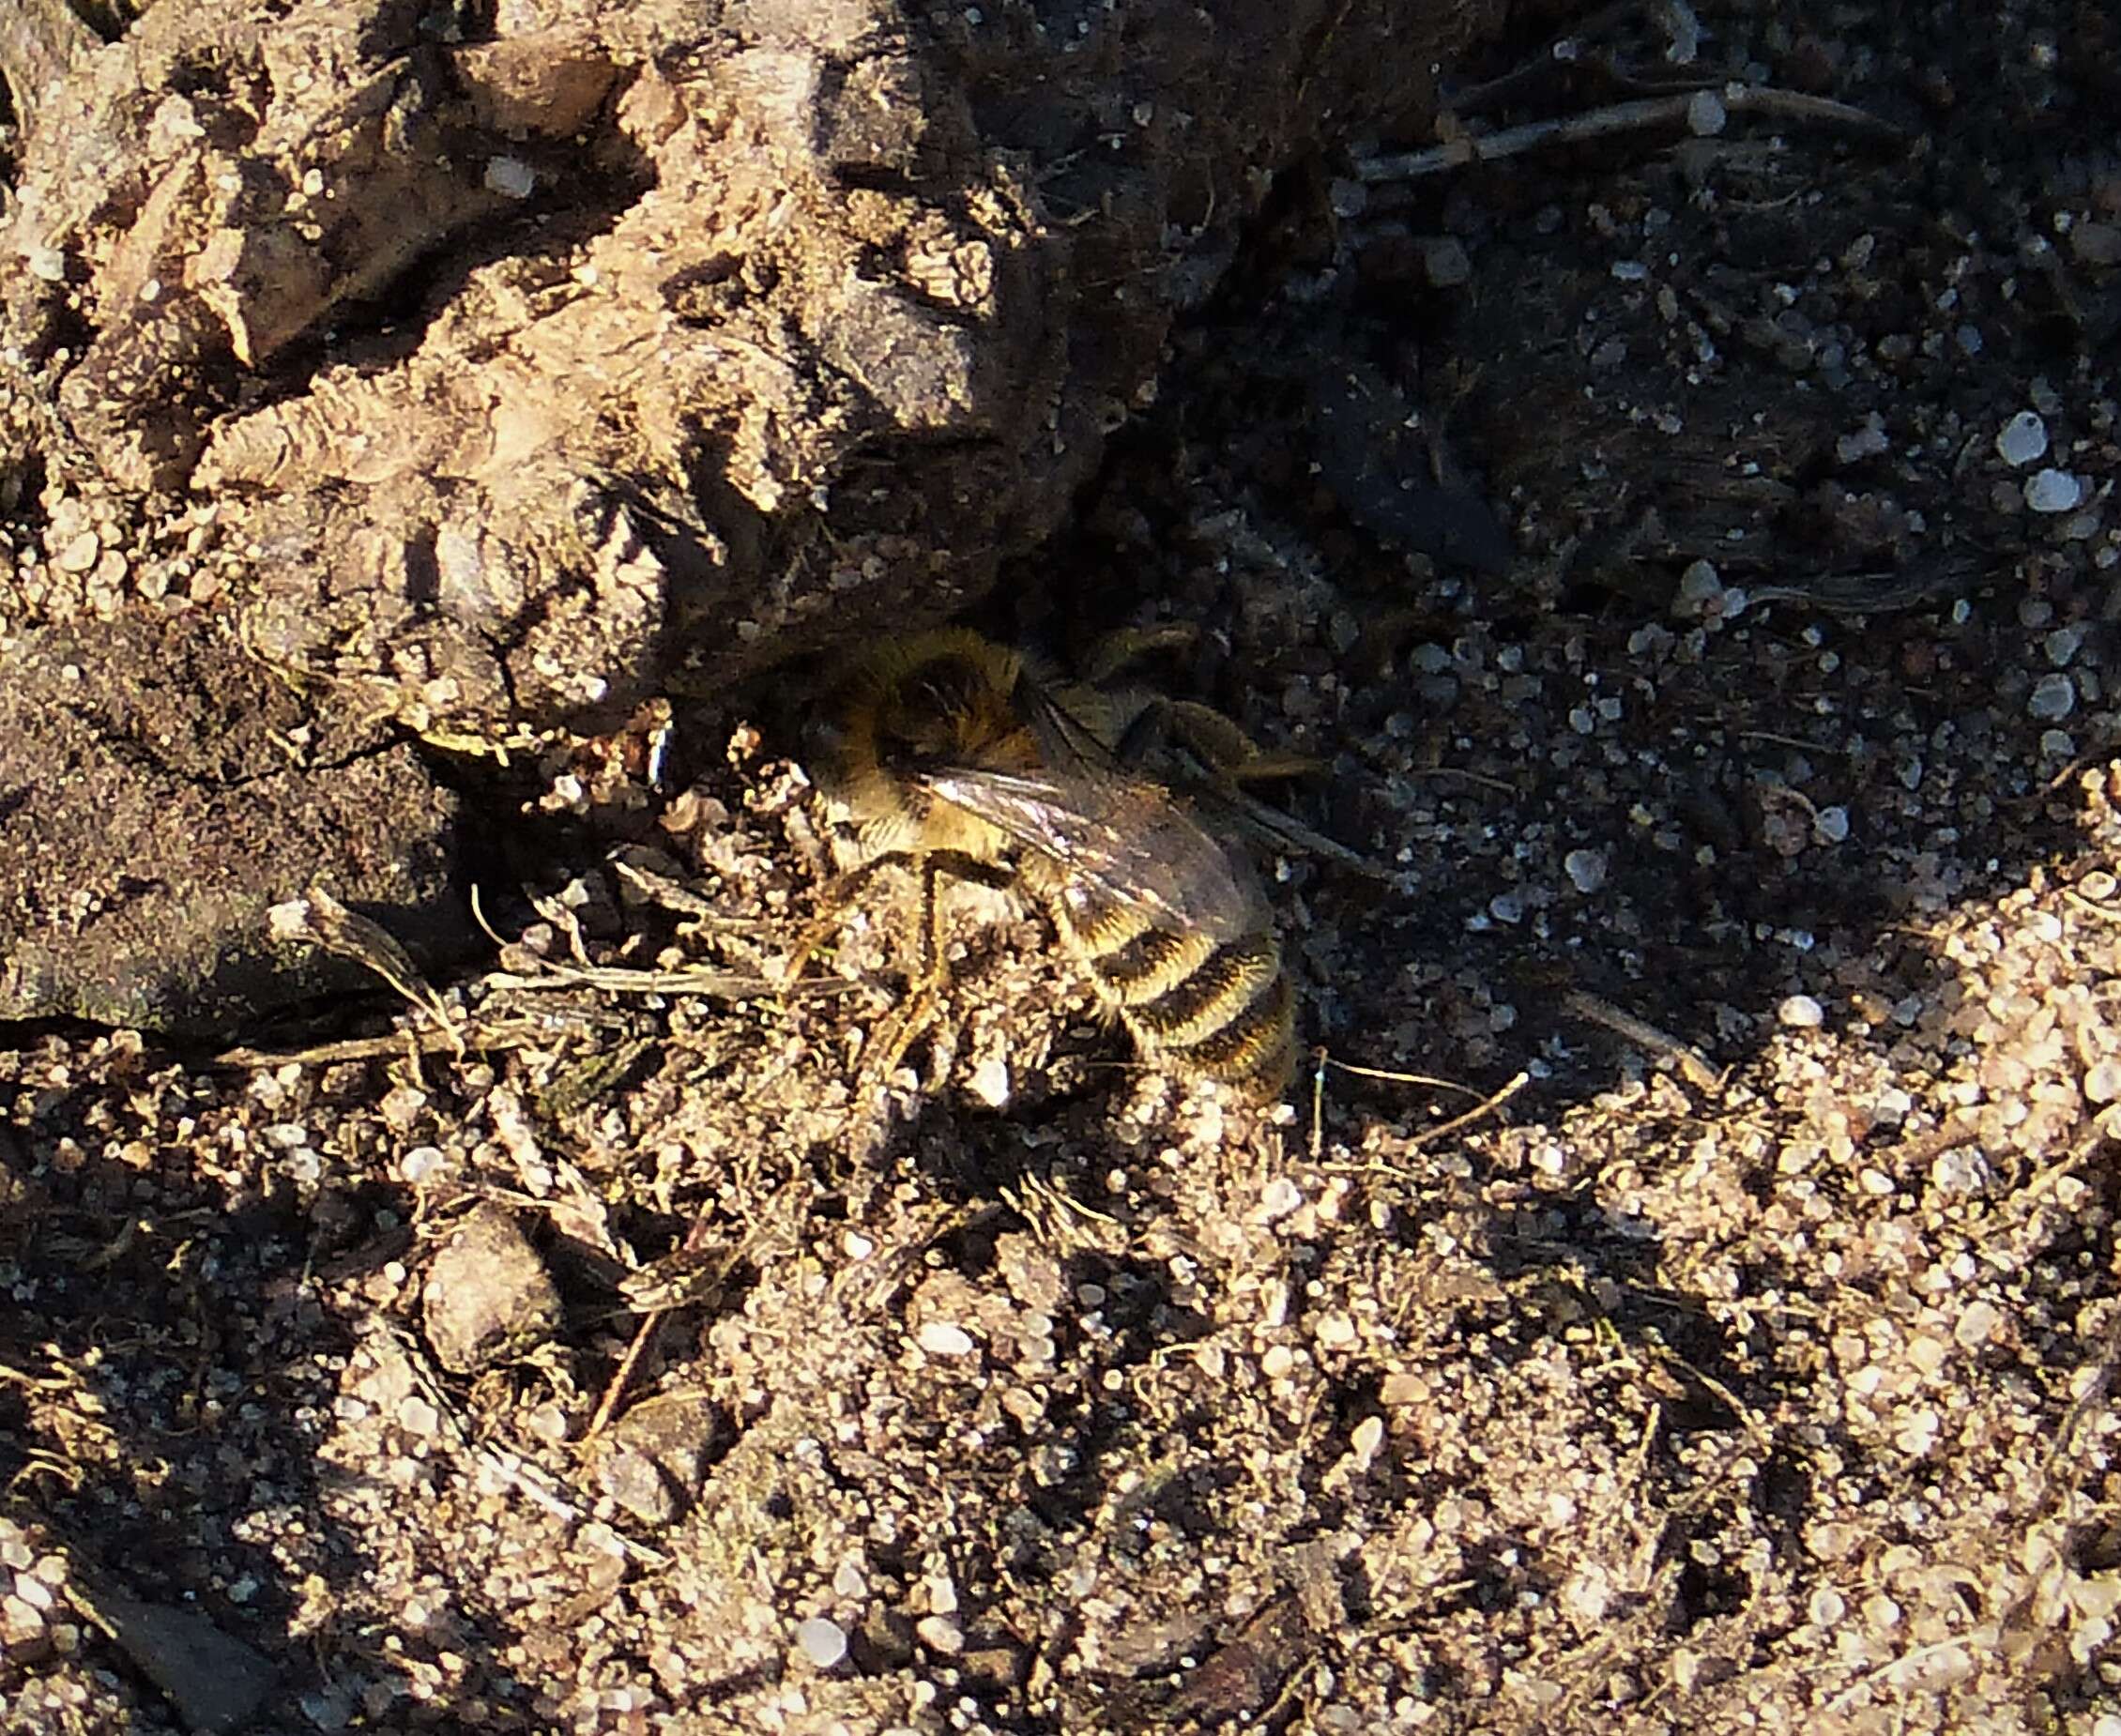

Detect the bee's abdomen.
xmin=1057 ymin=896 xmax=1295 ymax=1100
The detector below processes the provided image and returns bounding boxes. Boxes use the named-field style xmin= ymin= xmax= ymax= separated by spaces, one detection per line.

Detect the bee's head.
xmin=870 ymin=653 xmax=1010 ymax=767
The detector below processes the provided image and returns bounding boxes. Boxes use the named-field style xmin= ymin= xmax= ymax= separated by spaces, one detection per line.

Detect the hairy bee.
xmin=805 ymin=627 xmax=1298 ymax=1100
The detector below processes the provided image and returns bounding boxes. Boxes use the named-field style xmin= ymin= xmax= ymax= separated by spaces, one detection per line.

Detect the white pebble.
xmin=1836 ymin=415 xmax=1888 ymax=463
xmin=1812 ymin=806 xmax=1850 ymax=845
xmin=1995 ymin=410 xmax=2049 ymax=465
xmin=1953 ymin=1301 xmax=2001 ymax=1349
xmin=915 ymin=1321 xmax=976 ymax=1358
xmin=915 ymin=1615 xmax=964 ymax=1655
xmin=966 ymin=1056 xmax=1011 ymax=1108
xmin=23 ymin=246 xmax=66 ymax=282
xmin=1258 ymin=1176 xmax=1304 ymax=1222
xmin=1564 ymin=848 xmax=1608 ymax=893
xmin=2027 ymin=672 xmax=2076 ymax=721
xmin=2044 ymin=625 xmax=2084 ymax=667
xmin=1672 ymin=558 xmax=1725 ymax=619
xmin=1686 ymin=89 xmax=1727 ymax=135
xmin=1777 ymin=994 xmax=1824 ymax=1029
xmin=795 ymin=1616 xmax=848 ymax=1668
xmin=2085 ymin=1058 xmax=2121 ymax=1104
xmin=483 ymin=156 xmax=537 ymax=199
xmin=2025 ymin=468 xmax=2083 ymax=513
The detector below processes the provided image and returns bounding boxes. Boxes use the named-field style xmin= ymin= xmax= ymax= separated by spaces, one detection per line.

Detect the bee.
xmin=802 ymin=627 xmax=1299 ymax=1100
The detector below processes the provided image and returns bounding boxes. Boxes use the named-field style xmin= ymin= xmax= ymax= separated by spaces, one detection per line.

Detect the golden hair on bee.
xmin=812 ymin=627 xmax=1040 ymax=857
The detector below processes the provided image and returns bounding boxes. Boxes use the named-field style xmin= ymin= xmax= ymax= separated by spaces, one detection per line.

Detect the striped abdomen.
xmin=1050 ymin=886 xmax=1295 ymax=1100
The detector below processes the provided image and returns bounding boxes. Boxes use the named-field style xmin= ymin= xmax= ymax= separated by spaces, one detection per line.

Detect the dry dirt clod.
xmin=420 ymin=1204 xmax=563 ymax=1375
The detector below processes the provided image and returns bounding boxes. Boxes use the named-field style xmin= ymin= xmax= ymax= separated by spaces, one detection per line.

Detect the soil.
xmin=3 ymin=1 xmax=2121 ymax=1733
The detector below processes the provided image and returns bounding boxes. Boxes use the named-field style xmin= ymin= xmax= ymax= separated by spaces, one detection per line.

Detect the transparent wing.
xmin=1021 ymin=668 xmax=1386 ymax=878
xmin=918 ymin=768 xmax=1267 ymax=944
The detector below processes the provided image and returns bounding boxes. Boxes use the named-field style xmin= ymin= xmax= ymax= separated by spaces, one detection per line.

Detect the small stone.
xmin=1350 ymin=1414 xmax=1385 ymax=1470
xmin=1564 ymin=848 xmax=1608 ymax=893
xmin=2045 ymin=625 xmax=2085 ymax=667
xmin=54 ymin=531 xmax=101 ymax=573
xmin=966 ymin=1056 xmax=1011 ymax=1108
xmin=484 ymin=156 xmax=537 ymax=198
xmin=2025 ymin=468 xmax=2083 ymax=513
xmin=2086 ymin=1058 xmax=2121 ymax=1104
xmin=1954 ymin=1301 xmax=2001 ymax=1348
xmin=1686 ymin=89 xmax=1727 ymax=135
xmin=1420 ymin=236 xmax=1472 ymax=287
xmin=1777 ymin=994 xmax=1824 ymax=1029
xmin=0 ymin=1596 xmax=47 ymax=1662
xmin=1995 ymin=411 xmax=2049 ymax=466
xmin=597 ymin=1447 xmax=677 ymax=1526
xmin=1258 ymin=1176 xmax=1303 ymax=1222
xmin=915 ymin=1615 xmax=964 ymax=1655
xmin=2027 ymin=672 xmax=2076 ymax=722
xmin=1836 ymin=415 xmax=1889 ymax=463
xmin=2071 ymin=221 xmax=2121 ymax=266
xmin=420 ymin=1206 xmax=563 ymax=1374
xmin=1672 ymin=559 xmax=1725 ymax=619
xmin=1314 ymin=1311 xmax=1356 ymax=1348
xmin=915 ymin=1320 xmax=976 ymax=1357
xmin=795 ymin=1617 xmax=848 ymax=1668
xmin=1812 ymin=806 xmax=1850 ymax=845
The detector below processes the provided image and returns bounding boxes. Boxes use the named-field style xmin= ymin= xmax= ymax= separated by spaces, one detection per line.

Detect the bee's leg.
xmin=1112 ymin=693 xmax=1323 ymax=784
xmin=779 ymin=852 xmax=916 ymax=983
xmin=849 ymin=850 xmax=1015 ymax=1087
xmin=1076 ymin=621 xmax=1201 ymax=685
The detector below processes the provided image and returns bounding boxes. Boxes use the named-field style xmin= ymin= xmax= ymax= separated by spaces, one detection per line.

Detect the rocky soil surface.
xmin=3 ymin=0 xmax=2120 ymax=1732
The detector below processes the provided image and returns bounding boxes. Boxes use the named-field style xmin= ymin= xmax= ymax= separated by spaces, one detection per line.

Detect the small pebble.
xmin=915 ymin=1615 xmax=964 ymax=1655
xmin=1564 ymin=848 xmax=1608 ymax=893
xmin=1258 ymin=1177 xmax=1303 ymax=1222
xmin=1994 ymin=411 xmax=2048 ymax=466
xmin=1672 ymin=558 xmax=1726 ymax=620
xmin=2084 ymin=1057 xmax=2121 ymax=1104
xmin=1421 ymin=236 xmax=1472 ymax=287
xmin=795 ymin=1617 xmax=848 ymax=1669
xmin=1953 ymin=1301 xmax=2001 ymax=1349
xmin=54 ymin=532 xmax=100 ymax=573
xmin=483 ymin=156 xmax=537 ymax=199
xmin=966 ymin=1056 xmax=1011 ymax=1108
xmin=1778 ymin=994 xmax=1824 ymax=1029
xmin=2072 ymin=222 xmax=2121 ymax=266
xmin=2027 ymin=672 xmax=2076 ymax=721
xmin=915 ymin=1320 xmax=976 ymax=1358
xmin=2025 ymin=468 xmax=2083 ymax=513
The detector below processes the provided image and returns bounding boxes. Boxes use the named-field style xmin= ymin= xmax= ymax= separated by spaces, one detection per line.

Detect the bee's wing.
xmin=919 ymin=769 xmax=1267 ymax=945
xmin=1022 ymin=669 xmax=1387 ymax=878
